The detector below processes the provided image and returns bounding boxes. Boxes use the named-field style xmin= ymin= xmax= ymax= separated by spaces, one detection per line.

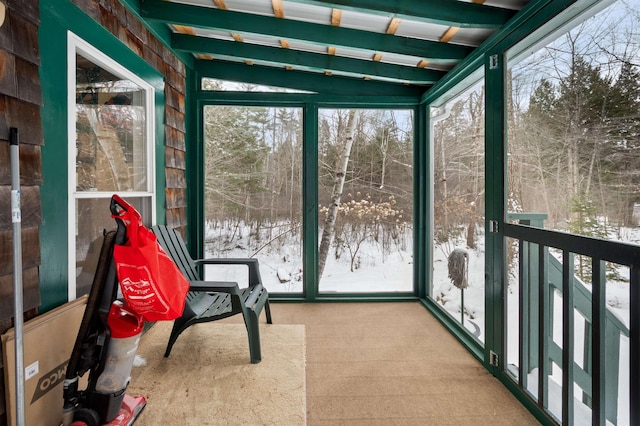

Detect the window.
xmin=317 ymin=108 xmax=413 ymax=293
xmin=202 ymin=105 xmax=303 ymax=293
xmin=69 ymin=33 xmax=155 ymax=300
xmin=505 ymin=1 xmax=638 ymax=422
xmin=201 ymin=78 xmax=312 ymax=93
xmin=430 ymin=76 xmax=486 ymax=343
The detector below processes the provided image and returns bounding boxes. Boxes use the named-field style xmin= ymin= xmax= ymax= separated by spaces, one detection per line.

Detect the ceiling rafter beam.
xmin=140 ymin=0 xmax=473 ymax=62
xmin=195 ymin=59 xmax=426 ymax=98
xmin=272 ymin=0 xmax=285 ymax=18
xmin=280 ymin=0 xmax=514 ymax=28
xmin=331 ymin=9 xmax=342 ymax=26
xmin=173 ymin=33 xmax=445 ymax=84
xmin=212 ymin=0 xmax=227 ymax=10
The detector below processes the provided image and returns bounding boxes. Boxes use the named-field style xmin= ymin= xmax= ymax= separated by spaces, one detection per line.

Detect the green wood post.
xmin=303 ymin=104 xmax=318 ymax=301
xmin=187 ymin=67 xmax=204 ymax=258
xmin=484 ymin=50 xmax=506 ymax=372
xmin=416 ymin=103 xmax=428 ymax=299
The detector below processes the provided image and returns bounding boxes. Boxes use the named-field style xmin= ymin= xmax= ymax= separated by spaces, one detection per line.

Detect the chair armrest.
xmin=194 ymin=258 xmax=258 ymax=266
xmin=194 ymin=258 xmax=263 ymax=286
xmin=189 ymin=280 xmax=241 ymax=296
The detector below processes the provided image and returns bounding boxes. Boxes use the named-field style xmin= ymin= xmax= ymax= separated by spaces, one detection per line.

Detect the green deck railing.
xmin=505 ymin=213 xmax=637 ymax=425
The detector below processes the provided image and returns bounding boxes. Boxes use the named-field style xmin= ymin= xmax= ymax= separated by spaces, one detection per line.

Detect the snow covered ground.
xmin=202 ymin=221 xmax=413 ymax=293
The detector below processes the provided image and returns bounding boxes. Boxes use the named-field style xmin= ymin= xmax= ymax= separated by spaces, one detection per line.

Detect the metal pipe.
xmin=10 ymin=127 xmax=25 ymax=425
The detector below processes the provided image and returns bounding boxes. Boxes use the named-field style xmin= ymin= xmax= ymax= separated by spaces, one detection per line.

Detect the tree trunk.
xmin=318 ymin=109 xmax=359 ymax=279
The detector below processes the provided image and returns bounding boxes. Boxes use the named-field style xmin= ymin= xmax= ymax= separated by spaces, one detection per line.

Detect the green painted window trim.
xmin=191 ymin=82 xmax=422 ymax=301
xmin=39 ymin=0 xmax=166 ymax=312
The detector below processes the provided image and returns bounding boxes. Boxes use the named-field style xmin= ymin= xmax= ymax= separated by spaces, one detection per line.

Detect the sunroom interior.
xmin=35 ymin=0 xmax=640 ymax=425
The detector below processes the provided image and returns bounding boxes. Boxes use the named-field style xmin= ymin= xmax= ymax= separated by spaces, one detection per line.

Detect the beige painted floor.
xmin=269 ymin=302 xmax=540 ymax=425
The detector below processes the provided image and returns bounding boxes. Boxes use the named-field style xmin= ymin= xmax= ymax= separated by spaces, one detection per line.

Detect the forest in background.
xmin=201 ymin=88 xmax=413 ymax=285
xmin=433 ymin=1 xmax=640 ymax=280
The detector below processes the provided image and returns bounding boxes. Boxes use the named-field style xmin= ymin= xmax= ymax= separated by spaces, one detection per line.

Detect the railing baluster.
xmin=631 ymin=265 xmax=640 ymax=426
xmin=591 ymin=259 xmax=605 ymax=426
xmin=562 ymin=251 xmax=574 ymax=426
xmin=519 ymin=238 xmax=525 ymax=388
xmin=538 ymin=244 xmax=548 ymax=412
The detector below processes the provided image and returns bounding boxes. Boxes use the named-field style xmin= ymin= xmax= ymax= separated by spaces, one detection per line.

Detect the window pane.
xmin=75 ymin=197 xmax=151 ymax=297
xmin=506 ymin=2 xmax=638 ymax=423
xmin=201 ymin=77 xmax=312 ymax=93
xmin=317 ymin=109 xmax=413 ymax=293
xmin=202 ymin=106 xmax=303 ymax=293
xmin=506 ymin=1 xmax=640 ymax=242
xmin=71 ymin=38 xmax=154 ymax=301
xmin=76 ymin=53 xmax=148 ymax=192
xmin=431 ymin=79 xmax=485 ymax=343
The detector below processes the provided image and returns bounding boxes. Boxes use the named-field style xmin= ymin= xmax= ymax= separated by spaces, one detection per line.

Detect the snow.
xmin=202 ymin=220 xmax=413 ymax=293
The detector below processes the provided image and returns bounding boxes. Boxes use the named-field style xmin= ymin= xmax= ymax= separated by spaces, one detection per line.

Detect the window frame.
xmin=66 ymin=32 xmax=157 ymax=301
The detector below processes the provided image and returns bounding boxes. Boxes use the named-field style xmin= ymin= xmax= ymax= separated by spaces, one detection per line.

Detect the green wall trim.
xmin=415 ymin=104 xmax=428 ymax=299
xmin=483 ymin=48 xmax=506 ymax=373
xmin=302 ymin=104 xmax=319 ymax=301
xmin=197 ymin=92 xmax=421 ymax=107
xmin=39 ymin=0 xmax=166 ymax=311
xmin=188 ymin=67 xmax=205 ymax=258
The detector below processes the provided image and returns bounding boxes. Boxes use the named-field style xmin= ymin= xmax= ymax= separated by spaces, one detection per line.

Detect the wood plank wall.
xmin=0 ymin=0 xmax=187 ymax=423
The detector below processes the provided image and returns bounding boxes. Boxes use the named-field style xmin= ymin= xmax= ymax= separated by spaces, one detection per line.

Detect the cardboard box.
xmin=2 ymin=296 xmax=88 ymax=426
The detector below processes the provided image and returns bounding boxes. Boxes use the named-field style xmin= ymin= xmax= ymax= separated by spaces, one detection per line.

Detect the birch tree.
xmin=318 ymin=109 xmax=360 ymax=279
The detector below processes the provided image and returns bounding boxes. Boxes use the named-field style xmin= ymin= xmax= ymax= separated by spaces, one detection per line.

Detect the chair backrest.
xmin=151 ymin=225 xmax=200 ymax=282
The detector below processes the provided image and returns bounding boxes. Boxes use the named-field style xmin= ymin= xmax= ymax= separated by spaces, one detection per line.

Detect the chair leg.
xmin=243 ymin=309 xmax=262 ymax=364
xmin=265 ymin=299 xmax=273 ymax=324
xmin=164 ymin=320 xmax=187 ymax=358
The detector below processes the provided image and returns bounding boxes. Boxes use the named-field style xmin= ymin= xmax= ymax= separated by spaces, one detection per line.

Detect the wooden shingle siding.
xmin=16 ymin=58 xmax=43 ymax=105
xmin=166 ymin=105 xmax=185 ymax=133
xmin=166 ymin=126 xmax=186 ymax=151
xmin=73 ymin=0 xmax=188 ymax=229
xmin=167 ymin=85 xmax=185 ymax=112
xmin=0 ymin=186 xmax=41 ymax=231
xmin=4 ymin=98 xmax=42 ymax=142
xmin=166 ymin=188 xmax=187 ymax=213
xmin=9 ymin=14 xmax=39 ymax=65
xmin=166 ymin=206 xmax=187 ymax=232
xmin=0 ymin=1 xmax=44 ymax=332
xmin=0 ymin=50 xmax=17 ymax=99
xmin=0 ymin=227 xmax=41 ymax=275
xmin=165 ymin=146 xmax=185 ymax=169
xmin=0 ymin=267 xmax=40 ymax=325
